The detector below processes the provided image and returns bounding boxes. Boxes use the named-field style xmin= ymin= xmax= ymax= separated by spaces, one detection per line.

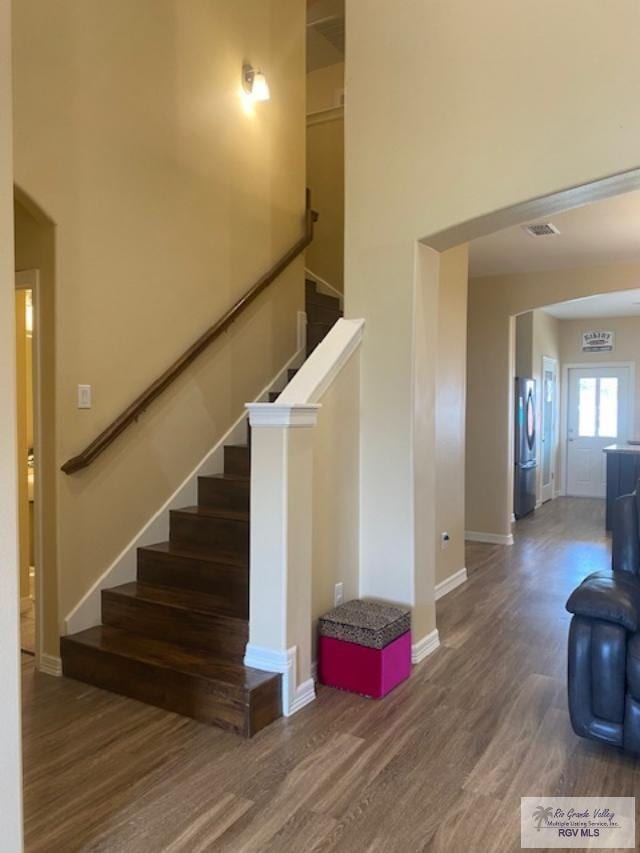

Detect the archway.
xmin=417 ymin=168 xmax=640 ymax=558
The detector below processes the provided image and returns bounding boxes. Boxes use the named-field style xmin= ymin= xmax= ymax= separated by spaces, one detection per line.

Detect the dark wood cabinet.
xmin=605 ymin=447 xmax=640 ymax=530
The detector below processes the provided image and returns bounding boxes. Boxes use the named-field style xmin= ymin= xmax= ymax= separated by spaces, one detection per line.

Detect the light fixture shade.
xmin=251 ymin=71 xmax=270 ymax=102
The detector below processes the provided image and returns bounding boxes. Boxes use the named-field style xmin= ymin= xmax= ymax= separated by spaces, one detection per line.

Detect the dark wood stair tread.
xmin=305 ymin=282 xmax=340 ymax=311
xmin=106 ymin=581 xmax=247 ymax=623
xmin=172 ymin=505 xmax=249 ymax=523
xmin=199 ymin=473 xmax=249 ymax=484
xmin=307 ymin=319 xmax=339 ymax=331
xmin=63 ymin=625 xmax=273 ymax=691
xmin=140 ymin=540 xmax=247 ymax=569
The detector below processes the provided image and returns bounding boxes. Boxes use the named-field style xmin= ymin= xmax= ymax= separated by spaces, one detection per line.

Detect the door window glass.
xmin=598 ymin=377 xmax=618 ymax=437
xmin=578 ymin=378 xmax=597 ymax=437
xmin=577 ymin=375 xmax=619 ymax=438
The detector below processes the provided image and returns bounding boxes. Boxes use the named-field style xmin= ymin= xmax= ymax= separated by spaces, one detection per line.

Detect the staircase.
xmin=61 ymin=277 xmax=343 ymax=736
xmin=305 ymin=277 xmax=342 ymax=357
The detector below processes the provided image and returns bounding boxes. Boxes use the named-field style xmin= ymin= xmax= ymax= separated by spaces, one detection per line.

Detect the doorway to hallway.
xmin=15 ymin=269 xmax=40 ymax=658
xmin=565 ymin=364 xmax=633 ymax=498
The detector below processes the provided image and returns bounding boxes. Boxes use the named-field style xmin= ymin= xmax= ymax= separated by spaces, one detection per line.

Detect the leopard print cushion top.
xmin=318 ymin=599 xmax=411 ymax=649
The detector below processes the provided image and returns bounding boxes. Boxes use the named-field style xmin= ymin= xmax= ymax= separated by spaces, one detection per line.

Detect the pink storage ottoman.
xmin=318 ymin=599 xmax=411 ymax=698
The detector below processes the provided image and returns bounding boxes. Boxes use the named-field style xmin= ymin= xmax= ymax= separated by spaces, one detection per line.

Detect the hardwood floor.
xmin=23 ymin=497 xmax=639 ymax=852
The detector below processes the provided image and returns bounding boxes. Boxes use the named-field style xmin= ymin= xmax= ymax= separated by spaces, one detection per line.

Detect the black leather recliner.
xmin=566 ymin=484 xmax=640 ymax=752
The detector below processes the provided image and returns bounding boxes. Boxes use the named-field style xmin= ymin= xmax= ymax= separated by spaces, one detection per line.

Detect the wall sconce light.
xmin=242 ymin=64 xmax=270 ymax=102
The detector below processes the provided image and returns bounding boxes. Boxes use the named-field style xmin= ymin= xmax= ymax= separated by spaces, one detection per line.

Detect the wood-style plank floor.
xmin=23 ymin=497 xmax=640 ymax=852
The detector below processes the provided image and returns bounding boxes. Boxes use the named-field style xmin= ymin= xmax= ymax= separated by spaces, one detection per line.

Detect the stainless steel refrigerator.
xmin=514 ymin=377 xmax=537 ymax=519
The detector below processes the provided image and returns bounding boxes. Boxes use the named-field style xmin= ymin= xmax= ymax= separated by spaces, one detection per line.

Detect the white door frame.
xmin=541 ymin=356 xmax=559 ymax=502
xmin=15 ymin=268 xmax=45 ymax=668
xmin=560 ymin=361 xmax=635 ymax=497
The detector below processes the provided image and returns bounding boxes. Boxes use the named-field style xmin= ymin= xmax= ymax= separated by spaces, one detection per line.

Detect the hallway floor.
xmin=22 ymin=498 xmax=640 ymax=852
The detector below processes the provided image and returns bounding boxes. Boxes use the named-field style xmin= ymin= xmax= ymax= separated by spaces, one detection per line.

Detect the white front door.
xmin=567 ymin=366 xmax=631 ymax=497
xmin=541 ymin=357 xmax=558 ymax=503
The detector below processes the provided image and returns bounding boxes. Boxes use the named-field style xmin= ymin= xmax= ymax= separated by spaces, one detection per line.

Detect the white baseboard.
xmin=465 ymin=530 xmax=514 ymax=546
xmin=411 ymin=629 xmax=440 ymax=664
xmin=435 ymin=567 xmax=468 ymax=600
xmin=64 ymin=346 xmax=306 ymax=636
xmin=38 ymin=654 xmax=62 ymax=677
xmin=244 ymin=644 xmax=316 ymax=717
xmin=535 ymin=500 xmax=543 ymax=510
xmin=290 ymin=678 xmax=316 ymax=715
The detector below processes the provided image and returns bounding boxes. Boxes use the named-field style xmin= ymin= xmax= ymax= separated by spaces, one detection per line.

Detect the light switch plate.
xmin=334 ymin=582 xmax=344 ymax=607
xmin=77 ymin=385 xmax=92 ymax=409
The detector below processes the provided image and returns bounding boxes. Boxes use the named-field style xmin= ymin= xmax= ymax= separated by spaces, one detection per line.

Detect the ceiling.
xmin=307 ymin=0 xmax=345 ymax=72
xmin=469 ymin=189 xmax=640 ymax=278
xmin=543 ymin=288 xmax=640 ymax=320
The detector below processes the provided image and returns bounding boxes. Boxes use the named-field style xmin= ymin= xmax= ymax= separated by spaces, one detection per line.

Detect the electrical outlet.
xmin=334 ymin=582 xmax=344 ymax=606
xmin=77 ymin=385 xmax=92 ymax=409
xmin=441 ymin=532 xmax=451 ymax=550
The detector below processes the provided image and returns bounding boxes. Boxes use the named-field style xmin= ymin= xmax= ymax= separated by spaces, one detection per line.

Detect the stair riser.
xmin=197 ymin=477 xmax=249 ymax=512
xmin=102 ymin=591 xmax=248 ymax=659
xmin=137 ymin=549 xmax=248 ymax=615
xmin=307 ymin=304 xmax=342 ymax=326
xmin=305 ymin=282 xmax=340 ymax=312
xmin=170 ymin=513 xmax=249 ymax=561
xmin=224 ymin=446 xmax=250 ymax=477
xmin=248 ymin=678 xmax=284 ymax=737
xmin=307 ymin=324 xmax=333 ymax=355
xmin=61 ymin=639 xmax=253 ymax=735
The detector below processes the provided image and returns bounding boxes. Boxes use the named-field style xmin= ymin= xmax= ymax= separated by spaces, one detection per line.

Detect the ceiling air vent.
xmin=308 ymin=15 xmax=345 ymax=54
xmin=522 ymin=222 xmax=560 ymax=237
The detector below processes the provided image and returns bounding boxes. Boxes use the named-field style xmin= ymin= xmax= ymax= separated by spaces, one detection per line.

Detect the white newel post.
xmin=244 ymin=403 xmax=320 ymax=717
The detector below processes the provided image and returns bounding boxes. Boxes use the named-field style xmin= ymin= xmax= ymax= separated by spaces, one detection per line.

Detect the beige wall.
xmin=306 ymin=62 xmax=344 ymax=291
xmin=435 ymin=245 xmax=468 ymax=586
xmin=0 ymin=0 xmax=24 ymax=842
xmin=412 ymin=245 xmax=439 ymax=637
xmin=347 ymin=0 xmax=640 ymax=644
xmin=515 ymin=313 xmax=533 ymax=378
xmin=559 ymin=315 xmax=640 ymax=437
xmin=467 ymin=263 xmax=640 ymax=538
xmin=307 ymin=62 xmax=344 ymax=114
xmin=311 ymin=350 xmax=359 ymax=657
xmin=12 ymin=0 xmax=306 ymax=642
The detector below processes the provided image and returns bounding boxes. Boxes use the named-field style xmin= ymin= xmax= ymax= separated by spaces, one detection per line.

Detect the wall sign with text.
xmin=582 ymin=331 xmax=615 ymax=353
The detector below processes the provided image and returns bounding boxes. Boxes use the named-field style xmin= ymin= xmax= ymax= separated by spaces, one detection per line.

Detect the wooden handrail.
xmin=62 ymin=193 xmax=317 ymax=474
